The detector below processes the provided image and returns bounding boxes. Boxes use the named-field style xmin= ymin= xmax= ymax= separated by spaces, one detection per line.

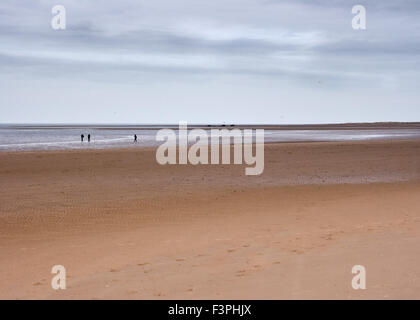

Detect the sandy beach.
xmin=1 ymin=139 xmax=420 ymax=299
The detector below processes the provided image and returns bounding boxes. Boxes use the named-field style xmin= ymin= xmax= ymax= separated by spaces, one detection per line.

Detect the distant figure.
xmin=81 ymin=134 xmax=84 ymax=142
xmin=88 ymin=134 xmax=91 ymax=142
xmin=134 ymin=134 xmax=137 ymax=142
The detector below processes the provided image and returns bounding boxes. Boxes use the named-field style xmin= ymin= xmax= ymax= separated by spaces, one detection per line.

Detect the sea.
xmin=1 ymin=124 xmax=420 ymax=152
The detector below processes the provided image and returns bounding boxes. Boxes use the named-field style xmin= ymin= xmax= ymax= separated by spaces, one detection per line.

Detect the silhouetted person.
xmin=88 ymin=134 xmax=91 ymax=142
xmin=134 ymin=134 xmax=137 ymax=142
xmin=81 ymin=134 xmax=84 ymax=142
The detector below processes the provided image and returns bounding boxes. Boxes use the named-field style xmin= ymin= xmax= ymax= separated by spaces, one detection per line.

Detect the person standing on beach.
xmin=88 ymin=134 xmax=91 ymax=142
xmin=134 ymin=134 xmax=137 ymax=142
xmin=81 ymin=134 xmax=84 ymax=142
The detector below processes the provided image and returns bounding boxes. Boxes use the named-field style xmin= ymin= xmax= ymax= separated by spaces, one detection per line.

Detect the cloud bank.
xmin=0 ymin=0 xmax=419 ymax=123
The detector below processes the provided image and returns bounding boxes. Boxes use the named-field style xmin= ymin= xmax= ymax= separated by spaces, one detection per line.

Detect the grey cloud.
xmin=0 ymin=0 xmax=419 ymax=123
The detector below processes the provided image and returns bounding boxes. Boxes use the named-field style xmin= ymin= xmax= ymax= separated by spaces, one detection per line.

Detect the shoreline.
xmin=1 ymin=137 xmax=420 ymax=155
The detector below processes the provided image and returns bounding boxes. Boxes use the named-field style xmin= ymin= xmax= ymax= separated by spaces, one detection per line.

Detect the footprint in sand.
xmin=236 ymin=272 xmax=246 ymax=277
xmin=325 ymin=235 xmax=333 ymax=240
xmin=33 ymin=278 xmax=47 ymax=286
xmin=127 ymin=290 xmax=138 ymax=294
xmin=291 ymin=249 xmax=304 ymax=254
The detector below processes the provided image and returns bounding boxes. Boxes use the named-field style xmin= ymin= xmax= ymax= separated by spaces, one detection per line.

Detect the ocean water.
xmin=0 ymin=125 xmax=420 ymax=152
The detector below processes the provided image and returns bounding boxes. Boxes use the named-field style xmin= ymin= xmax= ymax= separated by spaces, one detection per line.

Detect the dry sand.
xmin=1 ymin=139 xmax=420 ymax=299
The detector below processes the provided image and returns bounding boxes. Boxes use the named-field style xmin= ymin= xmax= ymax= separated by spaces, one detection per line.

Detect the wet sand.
xmin=1 ymin=139 xmax=420 ymax=299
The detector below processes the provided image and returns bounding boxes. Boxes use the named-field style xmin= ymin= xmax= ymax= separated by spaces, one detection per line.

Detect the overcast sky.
xmin=0 ymin=0 xmax=419 ymax=124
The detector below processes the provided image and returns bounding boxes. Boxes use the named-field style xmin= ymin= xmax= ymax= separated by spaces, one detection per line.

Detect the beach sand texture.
xmin=1 ymin=139 xmax=420 ymax=299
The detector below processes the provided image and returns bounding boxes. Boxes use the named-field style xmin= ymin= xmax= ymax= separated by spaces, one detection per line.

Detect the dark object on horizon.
xmin=134 ymin=134 xmax=137 ymax=142
xmin=88 ymin=134 xmax=91 ymax=142
xmin=81 ymin=134 xmax=84 ymax=142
